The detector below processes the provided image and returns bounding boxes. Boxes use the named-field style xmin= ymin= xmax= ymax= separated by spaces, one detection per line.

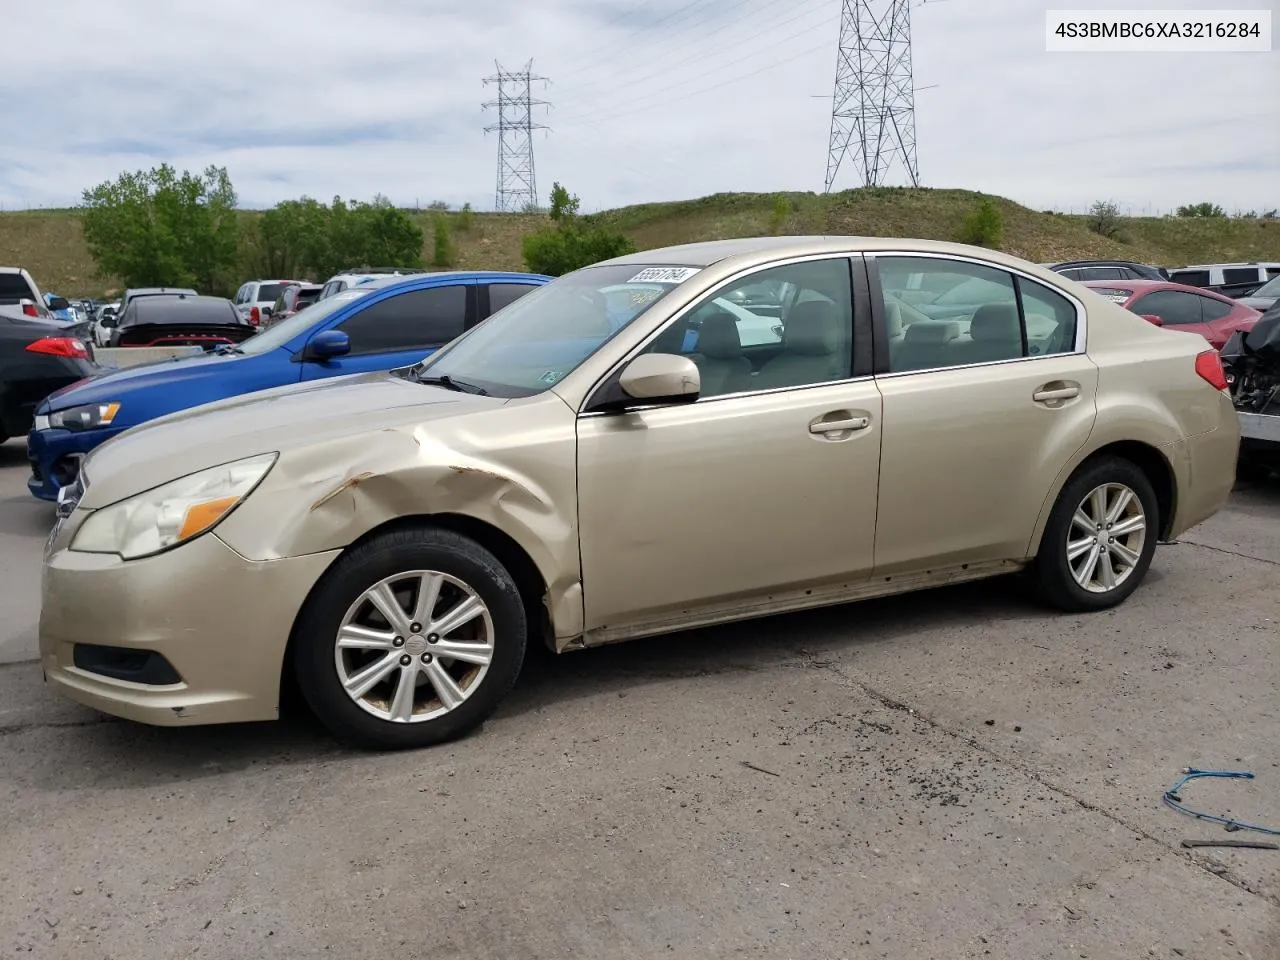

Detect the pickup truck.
xmin=0 ymin=267 xmax=60 ymax=323
xmin=1222 ymin=307 xmax=1280 ymax=480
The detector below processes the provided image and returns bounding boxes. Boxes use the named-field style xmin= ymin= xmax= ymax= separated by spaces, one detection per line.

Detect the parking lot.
xmin=1 ymin=437 xmax=1278 ymax=958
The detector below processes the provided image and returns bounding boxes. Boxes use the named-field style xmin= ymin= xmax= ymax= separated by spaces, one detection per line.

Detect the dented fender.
xmin=214 ymin=393 xmax=586 ymax=642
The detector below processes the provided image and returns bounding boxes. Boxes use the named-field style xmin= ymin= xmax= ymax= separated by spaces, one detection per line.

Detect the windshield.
xmin=1253 ymin=276 xmax=1280 ymax=298
xmin=237 ymin=288 xmax=373 ymax=355
xmin=417 ymin=263 xmax=697 ymax=396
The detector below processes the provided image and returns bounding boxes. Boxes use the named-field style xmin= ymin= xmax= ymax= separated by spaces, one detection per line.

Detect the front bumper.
xmin=40 ymin=529 xmax=339 ymax=726
xmin=26 ymin=425 xmax=125 ymax=501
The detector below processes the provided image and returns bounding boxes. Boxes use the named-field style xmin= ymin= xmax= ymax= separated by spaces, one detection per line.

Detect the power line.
xmin=825 ymin=0 xmax=921 ymax=192
xmin=558 ymin=12 xmax=838 ymax=127
xmin=555 ymin=0 xmax=724 ymax=83
xmin=482 ymin=60 xmax=551 ymax=213
xmin=559 ymin=36 xmax=834 ymax=126
xmin=557 ymin=0 xmax=832 ymax=109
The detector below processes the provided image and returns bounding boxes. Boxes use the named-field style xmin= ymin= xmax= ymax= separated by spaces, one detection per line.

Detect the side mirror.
xmin=48 ymin=296 xmax=70 ymax=311
xmin=618 ymin=353 xmax=700 ymax=403
xmin=305 ymin=329 xmax=351 ymax=361
xmin=1140 ymin=314 xmax=1164 ymax=327
xmin=262 ymin=306 xmax=273 ymax=317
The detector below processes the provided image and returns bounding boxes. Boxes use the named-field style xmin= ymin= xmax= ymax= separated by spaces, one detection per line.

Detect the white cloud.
xmin=2 ymin=0 xmax=1276 ymax=214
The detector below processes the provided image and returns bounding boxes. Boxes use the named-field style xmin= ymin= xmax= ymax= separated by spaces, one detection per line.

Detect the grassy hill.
xmin=3 ymin=188 xmax=1278 ymax=298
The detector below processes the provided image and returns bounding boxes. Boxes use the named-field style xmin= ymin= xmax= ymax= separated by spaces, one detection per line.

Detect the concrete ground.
xmin=1 ymin=437 xmax=1278 ymax=959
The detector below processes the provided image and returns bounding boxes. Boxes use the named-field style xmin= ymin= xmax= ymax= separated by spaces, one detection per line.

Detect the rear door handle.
xmin=809 ymin=416 xmax=870 ymax=434
xmin=1033 ymin=384 xmax=1080 ymax=403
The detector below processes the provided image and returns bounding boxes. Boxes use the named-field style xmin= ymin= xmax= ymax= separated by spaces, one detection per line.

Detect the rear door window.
xmin=1198 ymin=296 xmax=1233 ymax=321
xmin=336 ymin=285 xmax=468 ymax=355
xmin=1131 ymin=290 xmax=1203 ymax=325
xmin=485 ymin=283 xmax=540 ymax=318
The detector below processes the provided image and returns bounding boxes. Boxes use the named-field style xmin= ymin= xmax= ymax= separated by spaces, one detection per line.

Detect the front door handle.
xmin=1033 ymin=383 xmax=1080 ymax=403
xmin=809 ymin=415 xmax=870 ymax=435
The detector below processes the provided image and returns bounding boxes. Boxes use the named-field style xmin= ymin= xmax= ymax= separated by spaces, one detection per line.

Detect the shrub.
xmin=432 ymin=215 xmax=453 ymax=267
xmin=455 ymin=202 xmax=475 ymax=233
xmin=957 ymin=198 xmax=1004 ymax=248
xmin=1088 ymin=200 xmax=1124 ymax=239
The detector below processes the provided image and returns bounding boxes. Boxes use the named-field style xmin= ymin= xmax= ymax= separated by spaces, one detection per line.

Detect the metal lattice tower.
xmin=482 ymin=61 xmax=550 ymax=213
xmin=824 ymin=0 xmax=920 ymax=192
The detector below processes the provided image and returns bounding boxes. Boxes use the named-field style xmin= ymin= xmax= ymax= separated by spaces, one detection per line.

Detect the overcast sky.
xmin=2 ymin=0 xmax=1276 ymax=214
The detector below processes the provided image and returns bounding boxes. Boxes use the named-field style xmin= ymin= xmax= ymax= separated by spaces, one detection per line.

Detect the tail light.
xmin=249 ymin=306 xmax=260 ymax=326
xmin=1194 ymin=349 xmax=1228 ymax=391
xmin=21 ymin=302 xmax=39 ymax=317
xmin=26 ymin=337 xmax=89 ymax=360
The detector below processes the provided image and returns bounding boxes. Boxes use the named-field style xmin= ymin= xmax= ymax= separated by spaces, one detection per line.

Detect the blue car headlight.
xmin=44 ymin=402 xmax=121 ymax=432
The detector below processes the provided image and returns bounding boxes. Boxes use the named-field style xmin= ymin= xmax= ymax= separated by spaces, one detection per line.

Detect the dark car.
xmin=1081 ymin=279 xmax=1261 ymax=350
xmin=267 ymin=283 xmax=324 ymax=327
xmin=1046 ymin=260 xmax=1169 ymax=282
xmin=0 ymin=317 xmax=98 ymax=444
xmin=109 ymin=294 xmax=256 ymax=349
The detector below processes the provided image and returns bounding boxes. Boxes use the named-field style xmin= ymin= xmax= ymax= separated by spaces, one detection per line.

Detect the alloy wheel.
xmin=1066 ymin=482 xmax=1148 ymax=594
xmin=334 ymin=570 xmax=494 ymax=723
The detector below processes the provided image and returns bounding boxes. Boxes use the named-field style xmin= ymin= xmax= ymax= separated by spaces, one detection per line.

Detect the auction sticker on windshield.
xmin=628 ymin=267 xmax=701 ymax=284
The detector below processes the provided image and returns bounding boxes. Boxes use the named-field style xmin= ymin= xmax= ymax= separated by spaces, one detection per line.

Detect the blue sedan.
xmin=26 ymin=270 xmax=549 ymax=500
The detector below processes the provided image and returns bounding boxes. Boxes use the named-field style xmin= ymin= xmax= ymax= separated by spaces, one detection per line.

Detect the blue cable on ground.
xmin=1162 ymin=767 xmax=1280 ymax=837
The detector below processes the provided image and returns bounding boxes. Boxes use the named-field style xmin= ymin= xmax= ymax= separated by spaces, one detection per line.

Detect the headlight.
xmin=71 ymin=453 xmax=277 ymax=560
xmin=47 ymin=402 xmax=121 ymax=432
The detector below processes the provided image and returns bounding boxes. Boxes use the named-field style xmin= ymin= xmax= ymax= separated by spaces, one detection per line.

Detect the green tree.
xmin=521 ymin=183 xmax=633 ymax=276
xmin=1176 ymin=202 xmax=1226 ymax=218
xmin=956 ymin=198 xmax=1004 ymax=248
xmin=245 ymin=194 xmax=423 ymax=280
xmin=1087 ymin=200 xmax=1124 ymax=240
xmin=80 ymin=164 xmax=239 ymax=292
xmin=432 ymin=215 xmax=454 ymax=267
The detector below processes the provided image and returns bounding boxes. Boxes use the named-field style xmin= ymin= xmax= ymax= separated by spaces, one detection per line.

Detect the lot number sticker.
xmin=628 ymin=267 xmax=701 ymax=284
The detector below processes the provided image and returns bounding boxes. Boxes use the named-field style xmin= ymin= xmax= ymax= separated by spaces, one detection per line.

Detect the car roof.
xmin=1172 ymin=262 xmax=1280 ymax=269
xmin=356 ymin=271 xmax=548 ymax=290
xmin=596 ymin=236 xmax=1083 ymax=276
xmin=1079 ymin=279 xmax=1237 ymax=300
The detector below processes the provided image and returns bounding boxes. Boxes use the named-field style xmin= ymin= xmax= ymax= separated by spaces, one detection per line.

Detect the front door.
xmin=298 ymin=282 xmax=475 ymax=381
xmin=575 ymin=256 xmax=883 ymax=639
xmin=869 ymin=253 xmax=1100 ymax=575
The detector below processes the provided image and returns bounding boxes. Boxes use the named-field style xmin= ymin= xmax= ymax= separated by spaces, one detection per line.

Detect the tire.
xmin=292 ymin=526 xmax=527 ymax=750
xmin=1032 ymin=456 xmax=1159 ymax=613
xmin=1235 ymin=456 xmax=1273 ymax=484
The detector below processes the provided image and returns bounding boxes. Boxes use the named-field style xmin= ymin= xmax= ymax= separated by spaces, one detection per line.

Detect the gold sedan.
xmin=39 ymin=237 xmax=1240 ymax=749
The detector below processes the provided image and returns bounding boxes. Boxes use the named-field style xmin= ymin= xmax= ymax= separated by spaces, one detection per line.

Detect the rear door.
xmin=868 ymin=253 xmax=1099 ymax=576
xmin=298 ymin=281 xmax=476 ymax=381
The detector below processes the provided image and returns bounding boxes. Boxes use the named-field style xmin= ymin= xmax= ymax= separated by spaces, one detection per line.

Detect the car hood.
xmin=77 ymin=371 xmax=503 ymax=508
xmin=39 ymin=350 xmax=243 ymax=413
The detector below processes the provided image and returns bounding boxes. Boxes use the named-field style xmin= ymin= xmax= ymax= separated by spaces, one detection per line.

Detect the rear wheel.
xmin=1033 ymin=457 xmax=1159 ymax=612
xmin=293 ymin=527 xmax=527 ymax=750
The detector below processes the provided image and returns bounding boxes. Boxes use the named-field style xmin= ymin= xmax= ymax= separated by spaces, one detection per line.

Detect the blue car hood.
xmin=39 ymin=350 xmax=248 ymax=414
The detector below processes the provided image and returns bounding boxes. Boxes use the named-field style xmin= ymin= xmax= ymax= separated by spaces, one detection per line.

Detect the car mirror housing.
xmin=1140 ymin=314 xmax=1164 ymax=327
xmin=305 ymin=329 xmax=351 ymax=361
xmin=618 ymin=353 xmax=701 ymax=403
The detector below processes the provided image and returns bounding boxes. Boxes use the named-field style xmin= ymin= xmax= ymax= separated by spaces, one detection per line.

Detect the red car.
xmin=1081 ymin=279 xmax=1261 ymax=350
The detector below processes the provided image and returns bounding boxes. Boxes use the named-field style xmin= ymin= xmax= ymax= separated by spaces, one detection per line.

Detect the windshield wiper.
xmin=213 ymin=343 xmax=244 ymax=355
xmin=416 ymin=373 xmax=488 ymax=396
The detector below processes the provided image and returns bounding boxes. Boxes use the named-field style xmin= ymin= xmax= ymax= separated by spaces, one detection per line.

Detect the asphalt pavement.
xmin=1 ymin=437 xmax=1278 ymax=959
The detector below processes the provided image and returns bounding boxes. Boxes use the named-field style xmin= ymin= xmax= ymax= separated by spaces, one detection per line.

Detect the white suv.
xmin=232 ymin=279 xmax=301 ymax=327
xmin=1167 ymin=262 xmax=1280 ymax=297
xmin=316 ymin=268 xmax=425 ymax=301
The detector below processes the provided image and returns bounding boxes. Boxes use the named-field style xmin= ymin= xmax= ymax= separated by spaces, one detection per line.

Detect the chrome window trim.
xmin=578 ymin=251 xmax=864 ymax=416
xmin=577 ymin=373 xmax=878 ymax=419
xmin=864 ymin=250 xmax=1089 ymax=376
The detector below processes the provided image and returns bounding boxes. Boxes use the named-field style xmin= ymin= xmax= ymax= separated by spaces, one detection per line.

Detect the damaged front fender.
xmin=214 ymin=393 xmax=585 ymax=643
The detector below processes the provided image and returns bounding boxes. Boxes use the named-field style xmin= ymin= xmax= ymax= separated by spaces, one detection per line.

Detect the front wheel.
xmin=1033 ymin=457 xmax=1159 ymax=612
xmin=293 ymin=527 xmax=527 ymax=750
